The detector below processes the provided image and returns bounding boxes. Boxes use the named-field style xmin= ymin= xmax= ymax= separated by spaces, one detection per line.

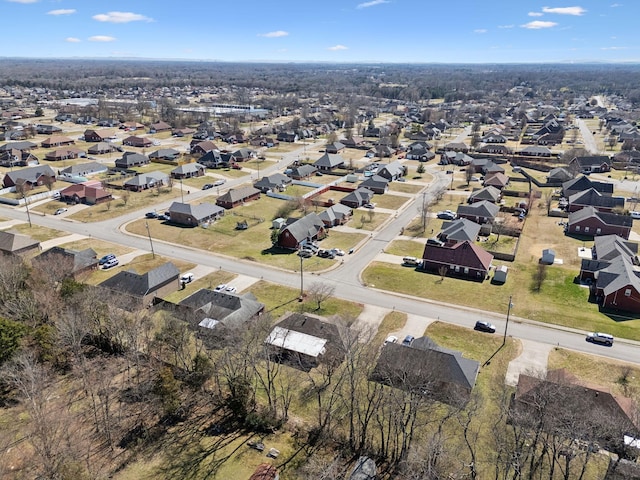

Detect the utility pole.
xmin=180 ymin=178 xmax=184 ymax=203
xmin=503 ymin=295 xmax=513 ymax=345
xmin=145 ymin=221 xmax=155 ymax=258
xmin=298 ymin=252 xmax=305 ymax=301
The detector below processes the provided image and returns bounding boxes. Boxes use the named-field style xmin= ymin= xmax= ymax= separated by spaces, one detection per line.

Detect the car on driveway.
xmin=102 ymin=258 xmax=119 ymax=269
xmin=330 ymin=248 xmax=345 ymax=256
xmin=363 ymin=203 xmax=376 ymax=209
xmin=225 ymin=285 xmax=237 ymax=293
xmin=180 ymin=272 xmax=194 ymax=284
xmin=214 ymin=284 xmax=226 ymax=292
xmin=297 ymin=249 xmax=313 ymax=258
xmin=384 ymin=335 xmax=398 ymax=345
xmin=587 ymin=332 xmax=614 ymax=346
xmin=99 ymin=254 xmax=116 ymax=265
xmin=474 ymin=321 xmax=496 ymax=333
xmin=437 ymin=210 xmax=456 ymax=220
xmin=54 ymin=208 xmax=68 ymax=215
xmin=402 ymin=335 xmax=415 ymax=346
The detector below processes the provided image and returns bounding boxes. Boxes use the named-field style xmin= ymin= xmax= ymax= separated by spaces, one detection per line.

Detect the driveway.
xmin=505 ymin=339 xmax=553 ymax=386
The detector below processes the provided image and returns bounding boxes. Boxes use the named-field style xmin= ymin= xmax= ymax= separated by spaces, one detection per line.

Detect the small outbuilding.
xmin=541 ymin=248 xmax=556 ymax=265
xmin=493 ymin=265 xmax=508 ymax=284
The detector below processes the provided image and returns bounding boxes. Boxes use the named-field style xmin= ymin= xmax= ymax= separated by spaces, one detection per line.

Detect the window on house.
xmin=625 ymin=289 xmax=632 ymax=297
xmin=575 ymin=226 xmax=580 ymax=232
xmin=584 ymin=227 xmax=589 ymax=233
xmin=454 ymin=266 xmax=460 ymax=272
xmin=464 ymin=267 xmax=469 ymax=274
xmin=596 ymin=228 xmax=601 ymax=234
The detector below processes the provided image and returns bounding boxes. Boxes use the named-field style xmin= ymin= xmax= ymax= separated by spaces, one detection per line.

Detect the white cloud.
xmin=328 ymin=44 xmax=348 ymax=51
xmin=601 ymin=46 xmax=627 ymax=50
xmin=7 ymin=0 xmax=38 ymax=3
xmin=65 ymin=37 xmax=81 ymax=43
xmin=521 ymin=20 xmax=558 ymax=29
xmin=92 ymin=12 xmax=153 ymax=23
xmin=542 ymin=6 xmax=586 ymax=16
xmin=498 ymin=24 xmax=515 ymax=29
xmin=357 ymin=0 xmax=389 ymax=9
xmin=610 ymin=3 xmax=622 ymax=6
xmin=474 ymin=29 xmax=487 ymax=34
xmin=48 ymin=9 xmax=76 ymax=15
xmin=528 ymin=12 xmax=543 ymax=17
xmin=89 ymin=35 xmax=116 ymax=42
xmin=258 ymin=30 xmax=289 ymax=38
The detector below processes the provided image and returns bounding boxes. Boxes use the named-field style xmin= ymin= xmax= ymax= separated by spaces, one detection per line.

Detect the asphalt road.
xmin=3 ymin=149 xmax=640 ymax=366
xmin=576 ymin=118 xmax=599 ymax=154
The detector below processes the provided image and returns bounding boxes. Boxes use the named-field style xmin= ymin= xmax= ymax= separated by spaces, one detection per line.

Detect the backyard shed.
xmin=541 ymin=248 xmax=556 ymax=265
xmin=493 ymin=265 xmax=508 ymax=284
xmin=272 ymin=217 xmax=285 ymax=230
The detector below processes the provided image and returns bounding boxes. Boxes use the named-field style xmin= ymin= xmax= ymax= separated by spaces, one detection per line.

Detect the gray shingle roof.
xmin=280 ymin=212 xmax=324 ymax=242
xmin=179 ymin=288 xmax=264 ymax=327
xmin=99 ymin=262 xmax=179 ymax=297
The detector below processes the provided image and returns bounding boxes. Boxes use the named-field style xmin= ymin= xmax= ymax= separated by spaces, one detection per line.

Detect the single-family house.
xmin=482 ymin=133 xmax=507 ymax=143
xmin=190 ymin=140 xmax=219 ymax=155
xmin=562 ymin=176 xmax=614 ymax=198
xmin=483 ymin=172 xmax=509 ymax=190
xmin=60 ymin=161 xmax=108 ymax=178
xmin=567 ymin=188 xmax=625 ymax=213
xmin=456 ymin=200 xmax=500 ymax=224
xmin=444 ymin=142 xmax=468 ymax=153
xmin=406 ymin=142 xmax=435 ymax=161
xmin=468 ymin=185 xmax=501 ymax=204
xmin=170 ymin=162 xmax=205 ymax=179
xmin=230 ymin=148 xmax=256 ymax=162
xmin=120 ymin=121 xmax=144 ymax=131
xmin=377 ymin=161 xmax=406 ymax=181
xmin=264 ymin=313 xmax=345 ymax=371
xmin=253 ymin=173 xmax=291 ymax=193
xmin=168 ymin=202 xmax=224 ymax=226
xmin=511 ymin=370 xmax=639 ymax=454
xmin=287 ymin=164 xmax=317 ymax=180
xmin=569 ymin=155 xmax=612 ymax=174
xmin=370 ymin=336 xmax=479 ymax=407
xmin=421 ymin=240 xmax=493 ymax=281
xmin=123 ymin=171 xmax=170 ymax=192
xmin=87 ymin=142 xmax=117 ymax=155
xmin=277 ymin=131 xmax=298 ymax=143
xmin=34 ymin=246 xmax=99 ymax=278
xmin=216 ymin=186 xmax=261 ymax=209
xmin=99 ymin=262 xmax=180 ymax=309
xmin=0 ymin=230 xmax=40 ymax=256
xmin=149 ymin=121 xmax=172 ymax=133
xmin=44 ymin=147 xmax=84 ymax=161
xmin=41 ymin=136 xmax=74 ymax=148
xmin=314 ymin=153 xmax=345 ymax=172
xmin=59 ymin=181 xmax=112 ymax=205
xmin=171 ymin=127 xmax=196 ymax=137
xmin=83 ymin=128 xmax=116 ymax=142
xmin=115 ymin=152 xmax=150 ymax=169
xmin=567 ymin=206 xmax=632 ymax=239
xmin=341 ymin=187 xmax=374 ymax=208
xmin=3 ymin=165 xmax=56 ymax=189
xmin=547 ymin=167 xmax=573 ymax=184
xmin=122 ymin=135 xmax=153 ymax=148
xmin=341 ymin=136 xmax=365 ymax=148
xmin=318 ymin=203 xmax=352 ymax=227
xmin=519 ymin=145 xmax=552 ymax=157
xmin=277 ymin=212 xmax=326 ymax=250
xmin=325 ymin=141 xmax=345 ymax=154
xmin=149 ymin=148 xmax=181 ymax=161
xmin=199 ymin=150 xmax=232 ymax=169
xmin=359 ymin=175 xmax=389 ymax=194
xmin=438 ymin=218 xmax=481 ymax=244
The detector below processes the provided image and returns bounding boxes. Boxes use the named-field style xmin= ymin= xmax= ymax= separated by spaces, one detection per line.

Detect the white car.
xmin=180 ymin=272 xmax=194 ymax=284
xmin=330 ymin=248 xmax=345 ymax=256
xmin=54 ymin=207 xmax=68 ymax=215
xmin=384 ymin=335 xmax=398 ymax=345
xmin=225 ymin=285 xmax=237 ymax=293
xmin=213 ymin=179 xmax=226 ymax=187
xmin=214 ymin=284 xmax=226 ymax=292
xmin=630 ymin=211 xmax=640 ymax=219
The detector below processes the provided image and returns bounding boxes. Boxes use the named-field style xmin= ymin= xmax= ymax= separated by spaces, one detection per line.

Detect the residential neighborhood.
xmin=2 ymin=59 xmax=640 ymax=480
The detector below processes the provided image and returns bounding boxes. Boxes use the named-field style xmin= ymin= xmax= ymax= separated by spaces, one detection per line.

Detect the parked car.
xmin=102 ymin=258 xmax=119 ymax=269
xmin=298 ymin=249 xmax=313 ymax=258
xmin=225 ymin=285 xmax=237 ymax=293
xmin=330 ymin=248 xmax=345 ymax=256
xmin=402 ymin=335 xmax=415 ymax=346
xmin=145 ymin=211 xmax=158 ymax=218
xmin=202 ymin=183 xmax=214 ymax=190
xmin=98 ymin=254 xmax=116 ymax=265
xmin=54 ymin=208 xmax=68 ymax=215
xmin=157 ymin=214 xmax=169 ymax=221
xmin=180 ymin=272 xmax=194 ymax=284
xmin=402 ymin=256 xmax=421 ymax=267
xmin=474 ymin=321 xmax=496 ymax=333
xmin=318 ymin=249 xmax=335 ymax=259
xmin=363 ymin=203 xmax=376 ymax=209
xmin=587 ymin=332 xmax=614 ymax=346
xmin=213 ymin=179 xmax=226 ymax=186
xmin=384 ymin=335 xmax=398 ymax=345
xmin=437 ymin=210 xmax=456 ymax=220
xmin=631 ymin=211 xmax=640 ymax=219
xmin=214 ymin=284 xmax=226 ymax=292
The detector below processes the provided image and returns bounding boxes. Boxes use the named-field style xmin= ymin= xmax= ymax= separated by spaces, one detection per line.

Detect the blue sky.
xmin=1 ymin=1 xmax=637 ymax=63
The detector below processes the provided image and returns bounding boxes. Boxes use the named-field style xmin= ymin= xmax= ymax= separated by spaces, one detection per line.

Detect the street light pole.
xmin=299 ymin=253 xmax=304 ymax=301
xmin=503 ymin=295 xmax=513 ymax=345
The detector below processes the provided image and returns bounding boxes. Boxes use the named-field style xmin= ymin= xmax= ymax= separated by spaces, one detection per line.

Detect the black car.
xmin=202 ymin=183 xmax=214 ymax=190
xmin=145 ymin=212 xmax=157 ymax=219
xmin=474 ymin=321 xmax=496 ymax=333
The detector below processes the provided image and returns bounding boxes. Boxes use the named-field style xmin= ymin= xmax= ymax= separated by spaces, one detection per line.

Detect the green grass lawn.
xmin=9 ymin=223 xmax=65 ymax=241
xmin=56 ymin=238 xmax=134 ymax=259
xmin=373 ymin=193 xmax=409 ymax=210
xmin=347 ymin=211 xmax=390 ymax=231
xmin=385 ymin=239 xmax=425 ymax=258
xmin=388 ymin=182 xmax=424 ymax=194
xmin=125 ymin=196 xmax=365 ymax=273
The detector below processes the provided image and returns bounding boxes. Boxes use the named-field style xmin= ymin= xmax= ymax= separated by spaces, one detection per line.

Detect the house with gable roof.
xmin=421 ymin=240 xmax=493 ymax=281
xmin=314 ymin=152 xmax=345 ymax=172
xmin=567 ymin=188 xmax=625 ymax=213
xmin=216 ymin=186 xmax=261 ymax=209
xmin=456 ymin=200 xmax=500 ymax=224
xmin=0 ymin=230 xmax=40 ymax=256
xmin=123 ymin=171 xmax=170 ymax=192
xmin=115 ymin=152 xmax=149 ymax=169
xmin=3 ymin=164 xmax=56 ymax=189
xmin=569 ymin=155 xmax=612 ymax=174
xmin=371 ymin=336 xmax=479 ymax=407
xmin=341 ymin=187 xmax=374 ymax=208
xmin=168 ymin=201 xmax=224 ymax=226
xmin=253 ymin=173 xmax=291 ymax=193
xmin=562 ymin=175 xmax=614 ymax=198
xmin=567 ymin=206 xmax=632 ymax=239
xmin=99 ymin=262 xmax=180 ymax=308
xmin=377 ymin=160 xmax=406 ymax=181
xmin=468 ymin=185 xmax=501 ymax=204
xmin=276 ymin=212 xmax=326 ymax=250
xmin=34 ymin=246 xmax=99 ymax=278
xmin=170 ymin=162 xmax=205 ymax=179
xmin=318 ymin=203 xmax=352 ymax=227
xmin=438 ymin=218 xmax=481 ymax=245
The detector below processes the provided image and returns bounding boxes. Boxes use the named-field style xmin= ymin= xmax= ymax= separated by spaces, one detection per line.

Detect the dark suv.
xmin=474 ymin=321 xmax=496 ymax=333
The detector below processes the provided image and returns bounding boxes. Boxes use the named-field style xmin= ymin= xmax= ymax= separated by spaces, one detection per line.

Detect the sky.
xmin=1 ymin=0 xmax=638 ymax=63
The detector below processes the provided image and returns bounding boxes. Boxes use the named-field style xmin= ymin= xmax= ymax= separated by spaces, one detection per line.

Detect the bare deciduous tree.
xmin=308 ymin=282 xmax=335 ymax=311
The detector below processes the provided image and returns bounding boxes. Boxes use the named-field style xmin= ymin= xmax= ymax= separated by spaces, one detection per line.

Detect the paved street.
xmin=0 ymin=156 xmax=639 ymax=369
